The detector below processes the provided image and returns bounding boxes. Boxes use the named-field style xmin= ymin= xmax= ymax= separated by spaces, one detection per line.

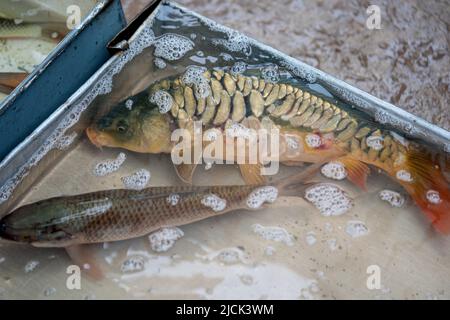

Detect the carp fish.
xmin=0 ymin=165 xmax=318 ymax=278
xmin=86 ymin=67 xmax=450 ymax=235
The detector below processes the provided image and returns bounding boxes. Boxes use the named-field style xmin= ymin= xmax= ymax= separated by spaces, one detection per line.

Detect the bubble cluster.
xmin=204 ymin=128 xmax=221 ymax=141
xmin=230 ymin=61 xmax=247 ymax=75
xmin=148 ymin=227 xmax=184 ymax=252
xmin=149 ymin=90 xmax=173 ymax=114
xmin=166 ymin=193 xmax=180 ymax=206
xmin=305 ymin=183 xmax=353 ymax=216
xmin=216 ymin=249 xmax=242 ymax=264
xmin=426 ymin=190 xmax=441 ymax=204
xmin=396 ymin=169 xmax=413 ymax=182
xmin=366 ymin=135 xmax=384 ymax=150
xmin=321 ymin=161 xmax=347 ymax=180
xmin=246 ymin=186 xmax=278 ymax=209
xmin=225 ymin=122 xmax=252 ymax=139
xmin=181 ymin=65 xmax=211 ymax=99
xmin=280 ymin=60 xmax=317 ymax=83
xmin=93 ymin=152 xmax=126 ymax=177
xmin=327 ymin=238 xmax=338 ymax=251
xmin=24 ymin=260 xmax=39 ymax=273
xmin=121 ymin=256 xmax=145 ymax=273
xmin=125 ymin=99 xmax=133 ymax=110
xmin=305 ymin=134 xmax=322 ymax=148
xmin=54 ymin=132 xmax=77 ymax=150
xmin=262 ymin=65 xmax=280 ymax=83
xmin=345 ymin=220 xmax=369 ymax=238
xmin=286 ymin=136 xmax=299 ymax=150
xmin=305 ymin=231 xmax=317 ymax=245
xmin=379 ymin=190 xmax=405 ymax=208
xmin=154 ymin=33 xmax=194 ymax=61
xmin=121 ymin=169 xmax=150 ymax=190
xmin=212 ymin=31 xmax=252 ymax=56
xmin=252 ymin=224 xmax=294 ymax=246
xmin=43 ymin=287 xmax=57 ymax=297
xmin=201 ymin=194 xmax=227 ymax=212
xmin=154 ymin=57 xmax=166 ymax=69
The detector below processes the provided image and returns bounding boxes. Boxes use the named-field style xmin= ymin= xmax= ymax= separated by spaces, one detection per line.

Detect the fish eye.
xmin=116 ymin=120 xmax=128 ymax=133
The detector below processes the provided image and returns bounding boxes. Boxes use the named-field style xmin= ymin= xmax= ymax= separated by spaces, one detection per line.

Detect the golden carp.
xmin=86 ymin=68 xmax=450 ymax=234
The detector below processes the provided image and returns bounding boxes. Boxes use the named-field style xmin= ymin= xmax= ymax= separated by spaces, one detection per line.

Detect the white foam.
xmin=181 ymin=65 xmax=210 ymax=99
xmin=54 ymin=132 xmax=77 ymax=150
xmin=379 ymin=190 xmax=405 ymax=208
xmin=166 ymin=193 xmax=180 ymax=206
xmin=426 ymin=190 xmax=442 ymax=204
xmin=305 ymin=133 xmax=322 ymax=148
xmin=212 ymin=31 xmax=252 ymax=56
xmin=148 ymin=227 xmax=184 ymax=252
xmin=366 ymin=135 xmax=384 ymax=150
xmin=246 ymin=186 xmax=278 ymax=209
xmin=93 ymin=152 xmax=126 ymax=177
xmin=24 ymin=260 xmax=39 ymax=273
xmin=43 ymin=287 xmax=57 ymax=297
xmin=154 ymin=57 xmax=166 ymax=69
xmin=0 ymin=257 xmax=5 ymax=264
xmin=204 ymin=162 xmax=213 ymax=170
xmin=154 ymin=33 xmax=194 ymax=61
xmin=305 ymin=231 xmax=317 ymax=245
xmin=327 ymin=238 xmax=338 ymax=251
xmin=105 ymin=251 xmax=118 ymax=265
xmin=201 ymin=194 xmax=227 ymax=212
xmin=345 ymin=220 xmax=369 ymax=238
xmin=121 ymin=169 xmax=150 ymax=190
xmin=286 ymin=136 xmax=300 ymax=150
xmin=321 ymin=161 xmax=347 ymax=180
xmin=225 ymin=122 xmax=252 ymax=139
xmin=204 ymin=128 xmax=221 ymax=141
xmin=209 ymin=248 xmax=248 ymax=264
xmin=149 ymin=90 xmax=173 ymax=114
xmin=305 ymin=183 xmax=353 ymax=216
xmin=230 ymin=61 xmax=247 ymax=75
xmin=252 ymin=224 xmax=294 ymax=246
xmin=264 ymin=246 xmax=276 ymax=256
xmin=261 ymin=64 xmax=280 ymax=83
xmin=125 ymin=99 xmax=133 ymax=110
xmin=396 ymin=169 xmax=413 ymax=182
xmin=121 ymin=255 xmax=145 ymax=273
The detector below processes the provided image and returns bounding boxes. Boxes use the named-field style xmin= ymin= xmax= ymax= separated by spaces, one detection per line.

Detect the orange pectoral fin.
xmin=338 ymin=157 xmax=370 ymax=191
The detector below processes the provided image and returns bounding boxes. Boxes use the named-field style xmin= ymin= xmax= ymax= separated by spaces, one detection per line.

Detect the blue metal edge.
xmin=0 ymin=0 xmax=127 ymax=161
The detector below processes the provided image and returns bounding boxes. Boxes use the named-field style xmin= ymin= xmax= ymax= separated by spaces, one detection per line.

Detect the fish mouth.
xmin=86 ymin=127 xmax=106 ymax=148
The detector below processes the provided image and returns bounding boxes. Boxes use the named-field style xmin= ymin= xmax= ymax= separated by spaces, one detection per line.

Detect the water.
xmin=0 ymin=2 xmax=449 ymax=299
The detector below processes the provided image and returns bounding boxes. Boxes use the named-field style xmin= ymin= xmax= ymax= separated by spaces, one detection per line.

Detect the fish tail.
xmin=390 ymin=149 xmax=450 ymax=234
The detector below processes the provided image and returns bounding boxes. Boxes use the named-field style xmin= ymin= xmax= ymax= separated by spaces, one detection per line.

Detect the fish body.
xmin=86 ymin=67 xmax=450 ymax=234
xmin=0 ymin=167 xmax=316 ymax=247
xmin=0 ymin=18 xmax=64 ymax=41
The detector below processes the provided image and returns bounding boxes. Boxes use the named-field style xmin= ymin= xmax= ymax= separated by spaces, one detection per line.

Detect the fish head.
xmin=0 ymin=199 xmax=76 ymax=244
xmin=86 ymin=94 xmax=173 ymax=153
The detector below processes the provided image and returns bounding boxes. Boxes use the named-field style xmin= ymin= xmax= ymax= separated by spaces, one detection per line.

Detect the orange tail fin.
xmin=392 ymin=150 xmax=450 ymax=234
